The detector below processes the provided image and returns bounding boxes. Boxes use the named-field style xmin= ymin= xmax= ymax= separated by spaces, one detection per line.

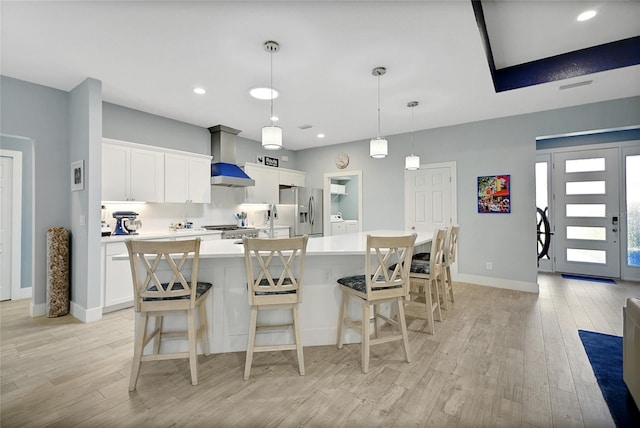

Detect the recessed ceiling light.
xmin=577 ymin=10 xmax=597 ymax=21
xmin=193 ymin=87 xmax=206 ymax=95
xmin=317 ymin=133 xmax=325 ymax=138
xmin=250 ymin=87 xmax=279 ymax=100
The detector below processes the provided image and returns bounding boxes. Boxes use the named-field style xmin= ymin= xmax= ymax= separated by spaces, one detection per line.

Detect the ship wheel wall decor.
xmin=537 ymin=206 xmax=552 ymax=266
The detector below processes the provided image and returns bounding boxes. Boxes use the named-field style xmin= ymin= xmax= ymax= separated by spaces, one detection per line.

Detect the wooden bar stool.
xmin=403 ymin=228 xmax=447 ymax=335
xmin=242 ymin=235 xmax=308 ymax=380
xmin=441 ymin=225 xmax=460 ymax=310
xmin=411 ymin=225 xmax=460 ymax=311
xmin=125 ymin=238 xmax=212 ymax=391
xmin=336 ymin=234 xmax=416 ymax=373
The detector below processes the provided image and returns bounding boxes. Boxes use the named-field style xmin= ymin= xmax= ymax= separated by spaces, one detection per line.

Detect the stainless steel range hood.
xmin=208 ymin=125 xmax=255 ymax=187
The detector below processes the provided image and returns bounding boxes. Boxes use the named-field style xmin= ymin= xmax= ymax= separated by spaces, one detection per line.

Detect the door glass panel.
xmin=627 ymin=154 xmax=640 ymax=267
xmin=567 ymin=226 xmax=606 ymax=240
xmin=566 ymin=181 xmax=605 ymax=195
xmin=565 ymin=157 xmax=605 ymax=173
xmin=566 ymin=204 xmax=606 ymax=217
xmin=535 ymin=162 xmax=548 ymax=209
xmin=567 ymin=248 xmax=606 ymax=264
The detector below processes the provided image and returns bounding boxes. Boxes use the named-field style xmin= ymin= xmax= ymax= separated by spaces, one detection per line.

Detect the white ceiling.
xmin=2 ymin=1 xmax=639 ymax=151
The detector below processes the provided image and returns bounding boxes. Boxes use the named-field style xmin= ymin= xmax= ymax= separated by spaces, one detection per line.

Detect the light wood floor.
xmin=2 ymin=273 xmax=639 ymax=427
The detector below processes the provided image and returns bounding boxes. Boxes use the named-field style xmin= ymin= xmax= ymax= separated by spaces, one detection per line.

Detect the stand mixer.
xmin=112 ymin=211 xmax=142 ymax=235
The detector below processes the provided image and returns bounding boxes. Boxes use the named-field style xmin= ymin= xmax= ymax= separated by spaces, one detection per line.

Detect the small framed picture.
xmin=71 ymin=160 xmax=84 ymax=191
xmin=477 ymin=174 xmax=510 ymax=213
xmin=264 ymin=156 xmax=279 ymax=168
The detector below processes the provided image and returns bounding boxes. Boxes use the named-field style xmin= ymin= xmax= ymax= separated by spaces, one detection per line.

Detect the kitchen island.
xmin=121 ymin=230 xmax=433 ymax=355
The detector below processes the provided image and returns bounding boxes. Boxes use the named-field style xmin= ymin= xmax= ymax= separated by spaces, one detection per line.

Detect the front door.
xmin=405 ymin=162 xmax=455 ymax=233
xmin=553 ymin=148 xmax=620 ymax=277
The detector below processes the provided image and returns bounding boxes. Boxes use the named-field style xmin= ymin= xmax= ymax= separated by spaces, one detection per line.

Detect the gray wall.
xmin=103 ymin=102 xmax=210 ymax=154
xmin=296 ymin=96 xmax=640 ymax=287
xmin=0 ymin=134 xmax=34 ymax=288
xmin=103 ymin=103 xmax=299 ymax=169
xmin=69 ymin=78 xmax=103 ymax=314
xmin=0 ymin=76 xmax=71 ymax=306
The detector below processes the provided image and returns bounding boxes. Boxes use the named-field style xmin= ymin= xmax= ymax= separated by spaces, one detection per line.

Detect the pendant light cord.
xmin=376 ymin=75 xmax=381 ymax=138
xmin=270 ymin=49 xmax=274 ymax=126
xmin=410 ymin=104 xmax=415 ymax=155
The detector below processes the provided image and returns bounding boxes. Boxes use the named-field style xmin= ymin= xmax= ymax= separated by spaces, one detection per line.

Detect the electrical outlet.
xmin=486 ymin=262 xmax=493 ymax=270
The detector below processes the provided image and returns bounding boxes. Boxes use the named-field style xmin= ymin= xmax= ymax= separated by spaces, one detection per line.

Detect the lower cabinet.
xmin=331 ymin=222 xmax=346 ymax=235
xmin=345 ymin=220 xmax=359 ymax=234
xmin=103 ymin=242 xmax=134 ymax=312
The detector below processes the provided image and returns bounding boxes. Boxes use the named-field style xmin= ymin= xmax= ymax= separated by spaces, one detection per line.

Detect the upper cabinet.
xmin=279 ymin=169 xmax=305 ymax=187
xmin=165 ymin=153 xmax=212 ymax=203
xmin=243 ymin=163 xmax=306 ymax=205
xmin=102 ymin=140 xmax=164 ymax=202
xmin=244 ymin=163 xmax=280 ymax=204
xmin=102 ymin=138 xmax=211 ymax=203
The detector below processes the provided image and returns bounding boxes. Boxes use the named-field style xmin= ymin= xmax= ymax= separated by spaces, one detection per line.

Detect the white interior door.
xmin=553 ymin=148 xmax=620 ymax=277
xmin=405 ymin=163 xmax=455 ymax=233
xmin=0 ymin=156 xmax=13 ymax=300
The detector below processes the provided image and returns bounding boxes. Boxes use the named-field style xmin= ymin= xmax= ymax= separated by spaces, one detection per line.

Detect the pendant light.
xmin=405 ymin=101 xmax=420 ymax=170
xmin=370 ymin=67 xmax=388 ymax=158
xmin=262 ymin=41 xmax=282 ymax=150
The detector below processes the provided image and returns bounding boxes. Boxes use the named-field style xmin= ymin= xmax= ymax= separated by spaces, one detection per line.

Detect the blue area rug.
xmin=562 ymin=274 xmax=616 ymax=284
xmin=578 ymin=330 xmax=640 ymax=428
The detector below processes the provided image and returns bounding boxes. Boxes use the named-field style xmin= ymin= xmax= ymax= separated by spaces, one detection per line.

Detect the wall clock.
xmin=335 ymin=153 xmax=349 ymax=169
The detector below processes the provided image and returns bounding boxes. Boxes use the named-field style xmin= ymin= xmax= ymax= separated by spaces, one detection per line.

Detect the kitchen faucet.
xmin=267 ymin=204 xmax=278 ymax=238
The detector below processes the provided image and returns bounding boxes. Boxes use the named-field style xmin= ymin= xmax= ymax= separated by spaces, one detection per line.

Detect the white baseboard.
xmin=70 ymin=301 xmax=103 ymax=323
xmin=456 ymin=273 xmax=539 ymax=293
xmin=31 ymin=302 xmax=46 ymax=317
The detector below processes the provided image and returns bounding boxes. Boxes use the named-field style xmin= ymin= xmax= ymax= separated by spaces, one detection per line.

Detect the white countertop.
xmin=102 ymin=229 xmax=222 ymax=243
xmin=112 ymin=229 xmax=432 ymax=258
xmin=197 ymin=230 xmax=431 ymax=258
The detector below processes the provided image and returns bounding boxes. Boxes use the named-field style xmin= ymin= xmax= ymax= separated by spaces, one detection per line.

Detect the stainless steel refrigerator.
xmin=278 ymin=187 xmax=323 ymax=237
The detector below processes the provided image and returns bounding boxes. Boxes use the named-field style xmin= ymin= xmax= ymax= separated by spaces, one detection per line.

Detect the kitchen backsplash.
xmin=102 ymin=186 xmax=276 ymax=232
xmin=103 ymin=186 xmax=240 ymax=232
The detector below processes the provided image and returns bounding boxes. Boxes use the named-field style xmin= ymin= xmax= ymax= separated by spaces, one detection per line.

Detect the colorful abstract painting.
xmin=478 ymin=175 xmax=510 ymax=213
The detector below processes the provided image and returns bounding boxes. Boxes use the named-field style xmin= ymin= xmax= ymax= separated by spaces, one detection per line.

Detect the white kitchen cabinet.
xmin=102 ymin=142 xmax=165 ymax=202
xmin=165 ymin=153 xmax=212 ymax=203
xmin=331 ymin=222 xmax=346 ymax=235
xmin=279 ymin=169 xmax=305 ymax=187
xmin=330 ymin=184 xmax=346 ymax=195
xmin=244 ymin=163 xmax=279 ymax=204
xmin=345 ymin=220 xmax=359 ymax=234
xmin=103 ymin=241 xmax=134 ymax=311
xmin=274 ymin=227 xmax=290 ymax=238
xmin=259 ymin=226 xmax=290 ymax=238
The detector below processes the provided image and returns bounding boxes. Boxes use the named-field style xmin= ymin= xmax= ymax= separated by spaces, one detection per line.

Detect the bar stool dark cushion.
xmin=145 ymin=281 xmax=213 ymax=301
xmin=412 ymin=252 xmax=431 ymax=261
xmin=337 ymin=275 xmax=403 ymax=294
xmin=388 ymin=260 xmax=431 ymax=275
xmin=254 ymin=278 xmax=297 ymax=295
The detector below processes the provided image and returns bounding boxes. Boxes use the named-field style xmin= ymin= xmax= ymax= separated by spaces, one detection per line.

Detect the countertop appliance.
xmin=279 ymin=187 xmax=323 ymax=237
xmin=101 ymin=205 xmax=112 ymax=236
xmin=202 ymin=225 xmax=259 ymax=239
xmin=113 ymin=211 xmax=142 ymax=236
